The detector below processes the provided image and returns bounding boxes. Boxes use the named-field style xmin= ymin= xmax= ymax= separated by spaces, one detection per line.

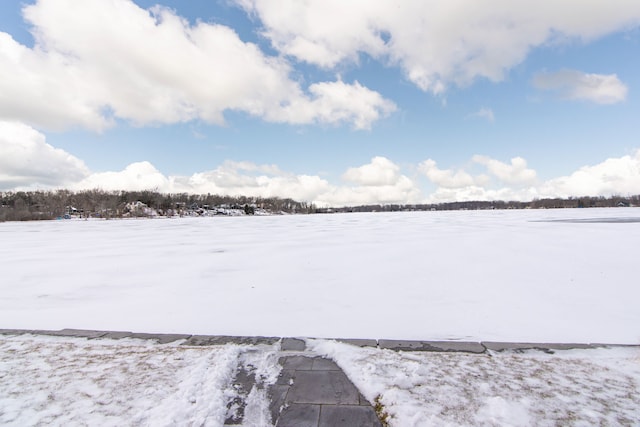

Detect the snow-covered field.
xmin=1 ymin=208 xmax=639 ymax=343
xmin=1 ymin=210 xmax=639 ymax=426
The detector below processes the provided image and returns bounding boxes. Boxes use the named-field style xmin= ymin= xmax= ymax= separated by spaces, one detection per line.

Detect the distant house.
xmin=124 ymin=201 xmax=158 ymax=217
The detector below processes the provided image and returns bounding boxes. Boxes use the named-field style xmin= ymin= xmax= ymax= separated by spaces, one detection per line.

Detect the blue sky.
xmin=1 ymin=0 xmax=639 ymax=205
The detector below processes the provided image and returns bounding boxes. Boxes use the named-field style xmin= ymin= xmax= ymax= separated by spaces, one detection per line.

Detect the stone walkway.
xmin=219 ymin=337 xmax=382 ymax=426
xmin=269 ymin=355 xmax=381 ymax=427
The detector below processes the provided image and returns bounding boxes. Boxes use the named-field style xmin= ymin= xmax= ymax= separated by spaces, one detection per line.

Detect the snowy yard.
xmin=1 ymin=208 xmax=639 ymax=343
xmin=311 ymin=340 xmax=640 ymax=427
xmin=0 ymin=334 xmax=281 ymax=426
xmin=0 ymin=334 xmax=638 ymax=426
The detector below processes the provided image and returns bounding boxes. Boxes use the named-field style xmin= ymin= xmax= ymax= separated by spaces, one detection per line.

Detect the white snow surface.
xmin=0 ymin=334 xmax=281 ymax=427
xmin=309 ymin=339 xmax=640 ymax=427
xmin=1 ymin=208 xmax=639 ymax=343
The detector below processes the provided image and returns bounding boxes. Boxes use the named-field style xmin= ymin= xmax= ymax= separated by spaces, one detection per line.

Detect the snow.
xmin=1 ymin=334 xmax=638 ymax=426
xmin=308 ymin=339 xmax=640 ymax=427
xmin=1 ymin=208 xmax=639 ymax=343
xmin=0 ymin=334 xmax=281 ymax=427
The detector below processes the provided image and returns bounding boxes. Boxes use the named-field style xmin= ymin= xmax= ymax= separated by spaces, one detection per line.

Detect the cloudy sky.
xmin=1 ymin=0 xmax=639 ymax=206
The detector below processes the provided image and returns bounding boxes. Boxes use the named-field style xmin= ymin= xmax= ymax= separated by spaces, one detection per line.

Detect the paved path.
xmin=268 ymin=355 xmax=381 ymax=427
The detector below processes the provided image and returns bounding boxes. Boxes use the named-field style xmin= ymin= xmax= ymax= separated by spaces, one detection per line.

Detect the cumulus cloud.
xmin=316 ymin=176 xmax=420 ymax=207
xmin=419 ymin=155 xmax=536 ymax=202
xmin=0 ymin=0 xmax=394 ymax=131
xmin=75 ymin=152 xmax=636 ymax=205
xmin=426 ymin=186 xmax=540 ymax=204
xmin=321 ymin=156 xmax=422 ymax=206
xmin=73 ymin=162 xmax=170 ymax=192
xmin=342 ymin=156 xmax=402 ymax=186
xmin=472 ymin=155 xmax=538 ymax=186
xmin=539 ymin=150 xmax=640 ymax=197
xmin=170 ymin=162 xmax=333 ymax=202
xmin=422 ymin=152 xmax=640 ymax=202
xmin=533 ymin=70 xmax=628 ymax=104
xmin=264 ymin=80 xmax=396 ymax=130
xmin=0 ymin=121 xmax=89 ymax=189
xmin=420 ymin=155 xmax=536 ymax=191
xmin=237 ymin=0 xmax=640 ymax=93
xmin=419 ymin=155 xmax=538 ymax=202
xmin=418 ymin=159 xmax=488 ymax=189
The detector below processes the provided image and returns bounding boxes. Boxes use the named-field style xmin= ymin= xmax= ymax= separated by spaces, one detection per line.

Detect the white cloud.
xmin=322 ymin=156 xmax=422 ymax=206
xmin=423 ymin=152 xmax=640 ymax=202
xmin=426 ymin=186 xmax=539 ymax=204
xmin=533 ymin=70 xmax=628 ymax=104
xmin=237 ymin=0 xmax=640 ymax=93
xmin=468 ymin=108 xmax=495 ymax=122
xmin=0 ymin=0 xmax=394 ymax=131
xmin=73 ymin=162 xmax=170 ymax=192
xmin=264 ymin=80 xmax=396 ymax=130
xmin=316 ymin=175 xmax=420 ymax=207
xmin=419 ymin=155 xmax=537 ymax=202
xmin=75 ymin=151 xmax=637 ymax=204
xmin=0 ymin=121 xmax=89 ymax=189
xmin=418 ymin=159 xmax=488 ymax=189
xmin=420 ymin=155 xmax=536 ymax=191
xmin=169 ymin=162 xmax=333 ymax=202
xmin=342 ymin=156 xmax=402 ymax=186
xmin=539 ymin=150 xmax=640 ymax=197
xmin=472 ymin=155 xmax=538 ymax=186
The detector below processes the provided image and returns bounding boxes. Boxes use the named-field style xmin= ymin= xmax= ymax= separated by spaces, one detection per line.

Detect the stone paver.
xmin=184 ymin=335 xmax=279 ymax=346
xmin=286 ymin=371 xmax=359 ymax=405
xmin=101 ymin=331 xmax=134 ymax=339
xmin=281 ymin=355 xmax=314 ymax=370
xmin=335 ymin=338 xmax=378 ymax=347
xmin=311 ymin=357 xmax=340 ymax=370
xmin=272 ymin=356 xmax=382 ymax=427
xmin=319 ymin=406 xmax=383 ymax=427
xmin=128 ymin=332 xmax=191 ymax=344
xmin=281 ymin=338 xmax=306 ymax=351
xmin=378 ymin=339 xmax=485 ymax=353
xmin=36 ymin=328 xmax=109 ymax=339
xmin=276 ymin=403 xmax=320 ymax=427
xmin=481 ymin=341 xmax=596 ymax=352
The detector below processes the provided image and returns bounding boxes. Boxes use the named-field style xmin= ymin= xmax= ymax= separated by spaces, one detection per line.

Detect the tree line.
xmin=0 ymin=189 xmax=316 ymax=221
xmin=315 ymin=195 xmax=639 ymax=213
xmin=0 ymin=189 xmax=637 ymax=222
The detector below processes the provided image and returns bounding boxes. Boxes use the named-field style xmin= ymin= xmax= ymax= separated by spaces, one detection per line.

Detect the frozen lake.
xmin=1 ymin=208 xmax=639 ymax=344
